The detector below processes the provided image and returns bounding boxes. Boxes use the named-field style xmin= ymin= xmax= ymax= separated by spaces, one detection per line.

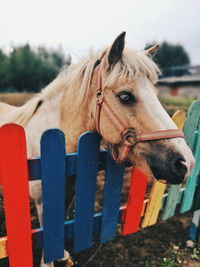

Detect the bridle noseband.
xmin=94 ymin=64 xmax=184 ymax=162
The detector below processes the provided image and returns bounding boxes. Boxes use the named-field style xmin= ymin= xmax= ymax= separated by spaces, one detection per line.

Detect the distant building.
xmin=157 ymin=66 xmax=200 ymax=97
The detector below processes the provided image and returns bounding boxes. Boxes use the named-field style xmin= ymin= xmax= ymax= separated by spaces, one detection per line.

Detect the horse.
xmin=0 ymin=32 xmax=195 ymax=267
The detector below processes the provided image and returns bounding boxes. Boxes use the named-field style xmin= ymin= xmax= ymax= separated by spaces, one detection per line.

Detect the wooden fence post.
xmin=0 ymin=124 xmax=33 ymax=267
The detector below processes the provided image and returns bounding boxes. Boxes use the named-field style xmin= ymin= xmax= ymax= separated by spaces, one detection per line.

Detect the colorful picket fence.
xmin=0 ymin=101 xmax=200 ymax=266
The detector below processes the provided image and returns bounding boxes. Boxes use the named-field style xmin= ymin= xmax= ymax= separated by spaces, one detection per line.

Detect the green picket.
xmin=183 ymin=101 xmax=200 ymax=150
xmin=192 ymin=183 xmax=200 ymax=211
xmin=162 ymin=185 xmax=180 ymax=220
xmin=180 ymin=101 xmax=200 ymax=213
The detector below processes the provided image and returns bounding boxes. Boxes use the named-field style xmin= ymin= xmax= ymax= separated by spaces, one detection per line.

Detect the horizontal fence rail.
xmin=0 ymin=101 xmax=200 ymax=266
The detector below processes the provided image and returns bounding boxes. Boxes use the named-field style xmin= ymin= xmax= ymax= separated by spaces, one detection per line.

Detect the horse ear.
xmin=107 ymin=32 xmax=126 ymax=68
xmin=144 ymin=44 xmax=159 ymax=58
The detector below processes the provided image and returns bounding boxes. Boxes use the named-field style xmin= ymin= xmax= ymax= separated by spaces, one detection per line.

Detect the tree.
xmin=145 ymin=41 xmax=190 ymax=69
xmin=9 ymin=45 xmax=59 ymax=92
xmin=0 ymin=49 xmax=10 ymax=90
xmin=0 ymin=44 xmax=71 ymax=92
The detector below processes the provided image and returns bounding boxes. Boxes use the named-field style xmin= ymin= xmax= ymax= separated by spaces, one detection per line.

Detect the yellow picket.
xmin=172 ymin=110 xmax=186 ymax=130
xmin=0 ymin=238 xmax=8 ymax=259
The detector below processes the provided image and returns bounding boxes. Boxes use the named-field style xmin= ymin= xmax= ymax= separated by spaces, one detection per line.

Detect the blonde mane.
xmin=0 ymin=46 xmax=160 ymax=126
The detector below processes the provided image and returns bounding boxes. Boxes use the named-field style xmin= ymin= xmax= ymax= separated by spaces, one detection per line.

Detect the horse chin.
xmin=108 ymin=143 xmax=133 ymax=167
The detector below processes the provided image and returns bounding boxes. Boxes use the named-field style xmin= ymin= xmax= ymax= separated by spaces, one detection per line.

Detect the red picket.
xmin=122 ymin=167 xmax=148 ymax=235
xmin=0 ymin=124 xmax=33 ymax=267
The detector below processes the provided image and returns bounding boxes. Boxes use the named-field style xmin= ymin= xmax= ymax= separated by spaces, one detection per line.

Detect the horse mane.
xmin=0 ymin=46 xmax=160 ymax=126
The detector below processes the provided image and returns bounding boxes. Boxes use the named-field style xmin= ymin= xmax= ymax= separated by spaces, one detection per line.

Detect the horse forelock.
xmin=103 ymin=47 xmax=160 ymax=88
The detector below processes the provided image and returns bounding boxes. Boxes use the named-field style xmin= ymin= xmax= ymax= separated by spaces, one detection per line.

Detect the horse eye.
xmin=117 ymin=91 xmax=136 ymax=105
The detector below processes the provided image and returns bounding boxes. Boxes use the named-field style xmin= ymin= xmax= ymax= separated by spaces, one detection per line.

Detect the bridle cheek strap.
xmin=95 ymin=68 xmax=184 ymax=162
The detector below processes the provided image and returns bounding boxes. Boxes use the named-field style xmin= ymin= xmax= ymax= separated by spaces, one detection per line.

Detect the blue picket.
xmin=32 ymin=207 xmax=126 ymax=249
xmin=188 ymin=210 xmax=200 ymax=241
xmin=74 ymin=132 xmax=100 ymax=252
xmin=41 ymin=129 xmax=66 ymax=263
xmin=100 ymin=152 xmax=124 ymax=243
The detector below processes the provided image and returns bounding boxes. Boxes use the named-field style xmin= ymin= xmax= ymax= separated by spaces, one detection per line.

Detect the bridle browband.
xmin=94 ymin=63 xmax=184 ymax=162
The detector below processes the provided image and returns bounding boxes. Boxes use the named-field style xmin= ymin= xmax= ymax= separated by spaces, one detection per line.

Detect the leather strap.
xmin=94 ymin=66 xmax=184 ymax=162
xmin=138 ymin=129 xmax=184 ymax=143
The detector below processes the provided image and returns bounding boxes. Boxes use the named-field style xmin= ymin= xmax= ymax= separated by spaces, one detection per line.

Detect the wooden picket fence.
xmin=0 ymin=101 xmax=200 ymax=267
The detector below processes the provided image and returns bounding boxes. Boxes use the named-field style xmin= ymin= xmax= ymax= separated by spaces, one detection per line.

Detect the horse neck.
xmin=60 ymin=87 xmax=96 ymax=153
xmin=25 ymin=96 xmax=62 ymax=157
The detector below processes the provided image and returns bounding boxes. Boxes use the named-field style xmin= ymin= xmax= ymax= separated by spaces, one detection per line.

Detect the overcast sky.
xmin=0 ymin=0 xmax=200 ymax=64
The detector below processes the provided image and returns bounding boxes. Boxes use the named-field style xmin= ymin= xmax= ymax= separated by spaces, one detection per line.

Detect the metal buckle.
xmin=122 ymin=129 xmax=138 ymax=145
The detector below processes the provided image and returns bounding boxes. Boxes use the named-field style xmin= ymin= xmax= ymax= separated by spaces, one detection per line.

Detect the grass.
xmin=143 ymin=246 xmax=200 ymax=267
xmin=159 ymin=96 xmax=195 ymax=108
xmin=0 ymin=92 xmax=35 ymax=106
xmin=191 ymin=247 xmax=200 ymax=260
xmin=158 ymin=96 xmax=197 ymax=116
xmin=144 ymin=248 xmax=187 ymax=267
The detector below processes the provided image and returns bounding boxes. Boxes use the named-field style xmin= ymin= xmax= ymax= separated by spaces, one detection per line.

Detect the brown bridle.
xmin=94 ymin=64 xmax=184 ymax=162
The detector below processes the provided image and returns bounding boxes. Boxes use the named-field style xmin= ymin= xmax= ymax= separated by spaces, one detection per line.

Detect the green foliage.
xmin=146 ymin=41 xmax=190 ymax=69
xmin=191 ymin=247 xmax=200 ymax=260
xmin=159 ymin=96 xmax=194 ymax=109
xmin=144 ymin=247 xmax=187 ymax=267
xmin=0 ymin=49 xmax=10 ymax=89
xmin=0 ymin=44 xmax=70 ymax=92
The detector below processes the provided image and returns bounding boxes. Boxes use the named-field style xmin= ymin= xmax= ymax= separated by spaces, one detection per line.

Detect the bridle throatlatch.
xmin=94 ymin=65 xmax=184 ymax=163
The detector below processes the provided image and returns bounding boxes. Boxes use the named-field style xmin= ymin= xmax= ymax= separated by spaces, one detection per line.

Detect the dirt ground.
xmin=1 ymin=204 xmax=200 ymax=267
xmin=72 ymin=212 xmax=199 ymax=267
xmin=1 ymin=173 xmax=200 ymax=267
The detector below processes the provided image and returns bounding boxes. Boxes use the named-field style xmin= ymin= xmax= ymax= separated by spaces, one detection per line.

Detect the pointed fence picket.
xmin=41 ymin=129 xmax=66 ymax=262
xmin=180 ymin=101 xmax=200 ymax=213
xmin=0 ymin=124 xmax=33 ymax=267
xmin=0 ymin=101 xmax=200 ymax=266
xmin=74 ymin=132 xmax=100 ymax=252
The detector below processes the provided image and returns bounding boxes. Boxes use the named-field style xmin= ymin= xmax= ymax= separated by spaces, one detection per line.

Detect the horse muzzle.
xmin=148 ymin=151 xmax=188 ymax=184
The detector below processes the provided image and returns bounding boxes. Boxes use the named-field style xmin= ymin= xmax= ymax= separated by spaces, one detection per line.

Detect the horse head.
xmin=89 ymin=32 xmax=194 ymax=184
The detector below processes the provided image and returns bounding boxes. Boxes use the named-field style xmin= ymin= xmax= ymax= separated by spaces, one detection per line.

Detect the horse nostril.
xmin=148 ymin=151 xmax=189 ymax=184
xmin=174 ymin=158 xmax=187 ymax=177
